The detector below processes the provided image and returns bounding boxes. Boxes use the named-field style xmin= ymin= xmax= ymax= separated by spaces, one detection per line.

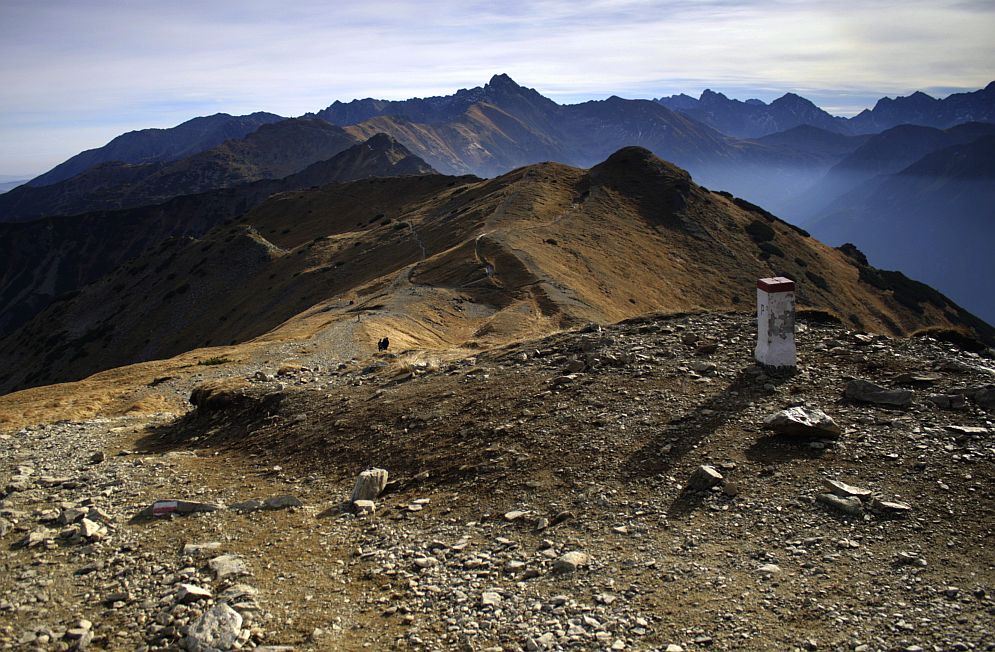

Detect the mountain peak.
xmin=487 ymin=73 xmax=520 ymax=90
xmin=700 ymin=89 xmax=728 ymax=101
xmin=364 ymin=132 xmax=399 ymax=148
xmin=777 ymin=92 xmax=809 ymax=104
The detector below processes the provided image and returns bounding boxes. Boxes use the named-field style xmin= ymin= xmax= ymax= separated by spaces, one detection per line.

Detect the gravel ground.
xmin=2 ymin=312 xmax=994 ymax=651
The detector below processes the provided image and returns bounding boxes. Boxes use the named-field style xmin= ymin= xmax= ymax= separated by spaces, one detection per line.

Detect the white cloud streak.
xmin=0 ymin=0 xmax=993 ymax=174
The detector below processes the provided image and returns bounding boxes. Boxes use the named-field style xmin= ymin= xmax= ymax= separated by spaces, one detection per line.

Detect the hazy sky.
xmin=1 ymin=0 xmax=993 ymax=176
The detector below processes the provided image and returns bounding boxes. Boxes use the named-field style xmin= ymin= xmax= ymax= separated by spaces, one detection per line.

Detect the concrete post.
xmin=755 ymin=276 xmax=796 ymax=369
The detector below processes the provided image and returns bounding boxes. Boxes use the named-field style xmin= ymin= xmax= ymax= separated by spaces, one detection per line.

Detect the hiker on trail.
xmin=378 ymin=337 xmax=390 ymax=352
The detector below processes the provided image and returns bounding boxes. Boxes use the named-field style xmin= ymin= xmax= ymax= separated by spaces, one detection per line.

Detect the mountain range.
xmin=1 ymin=147 xmax=988 ymax=395
xmin=0 ymin=74 xmax=992 ymax=357
xmin=0 ymin=74 xmax=841 ymax=223
xmin=657 ymin=82 xmax=995 ymax=138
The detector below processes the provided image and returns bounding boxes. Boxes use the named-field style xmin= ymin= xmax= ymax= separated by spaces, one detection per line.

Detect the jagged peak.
xmin=487 ymin=73 xmax=520 ymax=90
xmin=700 ymin=88 xmax=728 ymax=101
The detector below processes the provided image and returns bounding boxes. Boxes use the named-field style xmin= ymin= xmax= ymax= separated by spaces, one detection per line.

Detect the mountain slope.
xmin=809 ymin=135 xmax=995 ymax=325
xmin=0 ymin=135 xmax=438 ymax=338
xmin=0 ymin=147 xmax=988 ymax=394
xmin=849 ymin=82 xmax=995 ymax=133
xmin=27 ymin=112 xmax=285 ymax=187
xmin=0 ymin=119 xmax=359 ymax=222
xmin=755 ymin=125 xmax=870 ymax=161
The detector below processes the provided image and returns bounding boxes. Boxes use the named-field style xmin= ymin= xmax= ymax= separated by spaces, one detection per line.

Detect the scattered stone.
xmin=14 ymin=528 xmax=52 ymax=549
xmin=218 ymin=584 xmax=259 ymax=602
xmin=816 ymin=493 xmax=863 ymax=516
xmin=183 ymin=542 xmax=223 ymax=558
xmin=968 ymin=384 xmax=995 ymax=410
xmin=264 ymin=495 xmax=302 ymax=509
xmin=895 ymin=552 xmax=928 ymax=567
xmin=944 ymin=425 xmax=989 ymax=436
xmin=549 ymin=510 xmax=574 ymax=526
xmin=481 ymin=591 xmax=503 ymax=606
xmin=144 ymin=499 xmax=223 ymax=517
xmin=503 ymin=510 xmax=529 ymax=521
xmin=895 ymin=373 xmax=940 ymax=386
xmin=763 ymin=407 xmax=841 ymax=438
xmin=177 ymin=583 xmax=213 ymax=604
xmin=209 ymin=554 xmax=250 ymax=580
xmin=184 ymin=603 xmax=243 ymax=652
xmin=57 ymin=507 xmax=87 ymax=526
xmin=231 ymin=495 xmax=303 ymax=512
xmin=845 ymin=379 xmax=913 ymax=407
xmin=77 ymin=518 xmax=105 ymax=541
xmin=822 ymin=479 xmax=872 ymax=498
xmin=926 ymin=394 xmax=967 ymax=409
xmin=757 ymin=563 xmax=782 ymax=574
xmin=867 ymin=497 xmax=912 ymax=516
xmin=685 ymin=465 xmax=723 ymax=492
xmin=89 ymin=451 xmax=105 ymax=464
xmin=353 ymin=500 xmax=376 ymax=515
xmin=553 ymin=551 xmax=591 ymax=573
xmin=64 ymin=619 xmax=93 ymax=649
xmin=351 ymin=468 xmax=389 ymax=503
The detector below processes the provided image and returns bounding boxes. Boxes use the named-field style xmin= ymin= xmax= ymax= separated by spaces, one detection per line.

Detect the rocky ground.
xmin=2 ymin=311 xmax=994 ymax=651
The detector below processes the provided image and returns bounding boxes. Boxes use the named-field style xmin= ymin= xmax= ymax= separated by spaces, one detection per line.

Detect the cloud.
xmin=1 ymin=0 xmax=993 ymax=174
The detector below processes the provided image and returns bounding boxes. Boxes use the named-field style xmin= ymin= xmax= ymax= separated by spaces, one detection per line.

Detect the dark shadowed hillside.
xmin=787 ymin=122 xmax=995 ymax=223
xmin=809 ymin=135 xmax=995 ymax=325
xmin=26 ymin=112 xmax=285 ymax=187
xmin=0 ymin=119 xmax=359 ymax=222
xmin=0 ymin=135 xmax=438 ymax=338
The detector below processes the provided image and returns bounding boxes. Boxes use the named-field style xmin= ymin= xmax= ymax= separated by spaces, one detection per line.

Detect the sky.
xmin=1 ymin=0 xmax=993 ymax=177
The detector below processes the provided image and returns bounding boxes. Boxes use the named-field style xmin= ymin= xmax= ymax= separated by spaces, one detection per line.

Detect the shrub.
xmin=198 ymin=356 xmax=232 ymax=366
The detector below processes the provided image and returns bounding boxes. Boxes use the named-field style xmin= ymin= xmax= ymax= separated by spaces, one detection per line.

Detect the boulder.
xmin=209 ymin=554 xmax=249 ymax=580
xmin=352 ymin=499 xmax=376 ymax=515
xmin=685 ymin=465 xmax=723 ymax=492
xmin=845 ymin=379 xmax=913 ymax=407
xmin=816 ymin=493 xmax=863 ymax=516
xmin=553 ymin=551 xmax=591 ymax=573
xmin=351 ymin=468 xmax=388 ymax=503
xmin=822 ymin=479 xmax=872 ymax=498
xmin=764 ymin=407 xmax=841 ymax=438
xmin=177 ymin=583 xmax=213 ymax=604
xmin=969 ymin=384 xmax=995 ymax=410
xmin=144 ymin=499 xmax=223 ymax=518
xmin=184 ymin=603 xmax=243 ymax=652
xmin=868 ymin=497 xmax=912 ymax=516
xmin=264 ymin=495 xmax=302 ymax=510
